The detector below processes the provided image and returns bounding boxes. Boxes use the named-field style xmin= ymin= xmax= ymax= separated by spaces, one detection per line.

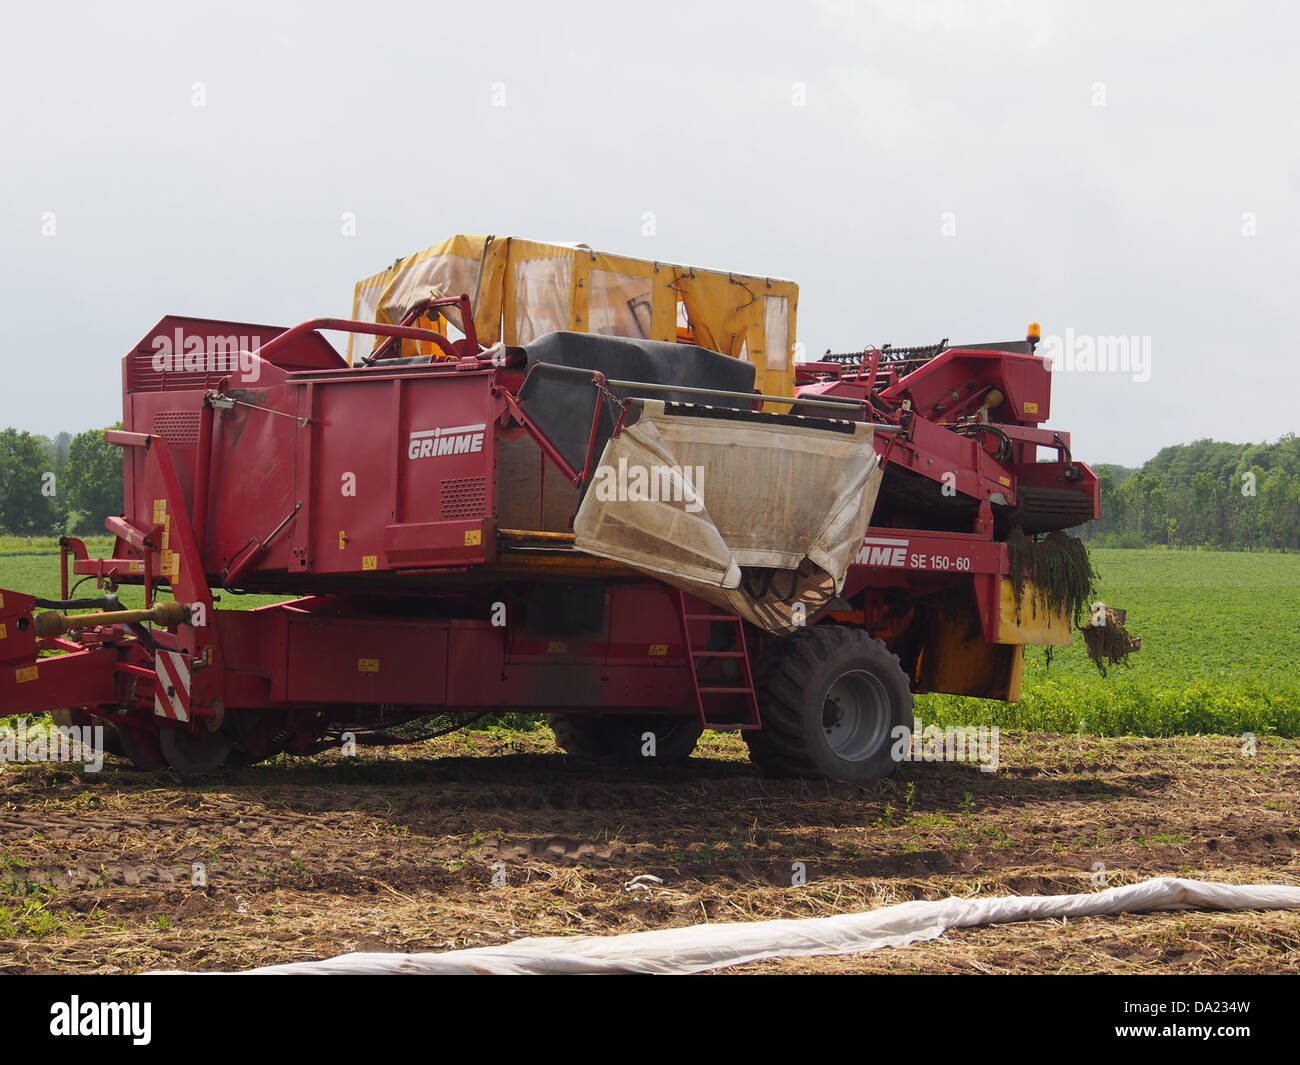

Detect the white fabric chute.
xmin=156 ymin=877 xmax=1300 ymax=975
xmin=573 ymin=401 xmax=883 ymax=633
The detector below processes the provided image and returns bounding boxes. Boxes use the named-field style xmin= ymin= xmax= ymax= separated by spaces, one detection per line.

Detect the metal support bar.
xmin=361 ymin=294 xmax=479 ymax=364
xmin=603 ymin=377 xmax=902 ymax=424
xmin=258 ymin=316 xmax=462 ymax=363
xmin=223 ymin=502 xmax=303 ymax=586
xmin=36 ymin=601 xmax=191 ymax=639
xmin=498 ymin=529 xmax=577 ymax=545
xmin=209 ymin=394 xmax=310 ymax=425
xmin=192 ymin=401 xmax=214 ymax=557
xmin=104 ymin=515 xmax=165 ymax=553
xmin=499 ymin=390 xmax=584 ymax=487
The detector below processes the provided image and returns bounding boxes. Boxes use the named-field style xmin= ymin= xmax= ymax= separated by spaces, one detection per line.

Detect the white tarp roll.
xmin=157 ymin=877 xmax=1300 ymax=976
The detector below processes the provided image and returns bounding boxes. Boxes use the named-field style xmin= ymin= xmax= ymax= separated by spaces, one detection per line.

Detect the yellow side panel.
xmin=358 ymin=234 xmax=505 ymax=358
xmin=354 ymin=234 xmax=799 ymax=395
xmin=505 ymin=236 xmax=582 ymax=262
xmin=781 ymin=296 xmax=799 ymax=400
xmin=591 ymin=251 xmax=671 ymax=342
xmin=349 ymin=266 xmax=401 ymax=363
xmin=997 ymin=578 xmax=1075 ymax=645
xmin=671 ymin=269 xmax=798 ymax=405
xmin=1006 ymin=642 xmax=1023 ymax=701
xmin=474 ymin=236 xmax=510 ymax=345
xmin=651 ymin=277 xmax=678 ymax=344
xmin=913 ymin=603 xmax=1023 ymax=701
xmin=570 ymin=251 xmax=590 ymax=332
xmin=502 ymin=237 xmax=578 ymax=345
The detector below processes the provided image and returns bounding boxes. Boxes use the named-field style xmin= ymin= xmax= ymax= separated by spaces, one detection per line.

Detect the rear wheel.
xmin=745 ymin=626 xmax=913 ymax=781
xmin=548 ymin=713 xmax=702 ymax=763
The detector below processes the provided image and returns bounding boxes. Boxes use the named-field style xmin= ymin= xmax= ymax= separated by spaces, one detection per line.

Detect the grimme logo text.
xmin=150 ymin=329 xmax=261 ymax=380
xmin=408 ymin=423 xmax=487 ymax=459
xmin=855 ymin=535 xmax=909 ymax=567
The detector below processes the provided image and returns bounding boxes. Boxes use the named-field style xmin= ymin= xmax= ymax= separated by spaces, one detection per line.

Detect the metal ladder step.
xmin=676 ymin=591 xmax=761 ymax=731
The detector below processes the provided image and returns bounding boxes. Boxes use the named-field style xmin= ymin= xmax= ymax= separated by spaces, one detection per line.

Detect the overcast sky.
xmin=2 ymin=0 xmax=1295 ymax=466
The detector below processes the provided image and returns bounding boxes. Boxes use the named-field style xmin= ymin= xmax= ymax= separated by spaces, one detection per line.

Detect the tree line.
xmin=1082 ymin=435 xmax=1300 ymax=551
xmin=0 ymin=426 xmax=124 ymax=537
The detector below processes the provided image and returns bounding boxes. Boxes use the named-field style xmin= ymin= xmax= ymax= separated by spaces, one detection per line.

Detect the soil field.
xmin=1 ymin=729 xmax=1296 ymax=974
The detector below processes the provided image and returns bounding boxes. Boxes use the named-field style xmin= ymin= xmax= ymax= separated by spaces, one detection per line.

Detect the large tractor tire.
xmin=548 ymin=713 xmax=703 ymax=764
xmin=745 ymin=626 xmax=914 ymax=782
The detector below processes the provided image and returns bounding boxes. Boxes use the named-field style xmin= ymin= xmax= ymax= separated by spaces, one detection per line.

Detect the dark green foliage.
xmin=1082 ymin=610 xmax=1135 ymax=677
xmin=0 ymin=429 xmax=63 ymax=535
xmin=0 ymin=425 xmax=122 ymax=537
xmin=61 ymin=426 xmax=124 ymax=535
xmin=1085 ymin=434 xmax=1300 ymax=551
xmin=1007 ymin=528 xmax=1095 ymax=627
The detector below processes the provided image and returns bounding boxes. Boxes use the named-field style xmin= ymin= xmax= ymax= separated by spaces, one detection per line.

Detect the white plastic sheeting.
xmin=164 ymin=877 xmax=1300 ymax=975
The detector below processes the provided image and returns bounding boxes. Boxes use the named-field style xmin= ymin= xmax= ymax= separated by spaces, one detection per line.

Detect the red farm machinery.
xmin=0 ymin=235 xmax=1114 ymax=780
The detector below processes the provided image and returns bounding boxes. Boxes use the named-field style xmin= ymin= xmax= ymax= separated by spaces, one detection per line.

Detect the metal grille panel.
xmin=151 ymin=410 xmax=202 ymax=446
xmin=441 ymin=476 xmax=488 ymax=520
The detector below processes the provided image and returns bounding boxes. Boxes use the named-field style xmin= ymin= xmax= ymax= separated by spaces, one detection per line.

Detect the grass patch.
xmin=0 ymin=898 xmax=67 ymax=937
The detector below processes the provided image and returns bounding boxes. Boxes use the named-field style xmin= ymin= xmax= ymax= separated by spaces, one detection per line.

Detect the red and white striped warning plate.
xmin=154 ymin=650 xmax=192 ymax=722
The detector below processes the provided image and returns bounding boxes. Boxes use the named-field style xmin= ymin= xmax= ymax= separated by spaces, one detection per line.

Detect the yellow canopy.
xmin=349 ymin=234 xmax=799 ymax=400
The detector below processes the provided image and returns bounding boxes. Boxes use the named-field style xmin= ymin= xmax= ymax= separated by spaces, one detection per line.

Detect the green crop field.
xmin=0 ymin=536 xmax=286 ymax=611
xmin=920 ymin=547 xmax=1300 ymax=738
xmin=2 ymin=539 xmax=1297 ymax=739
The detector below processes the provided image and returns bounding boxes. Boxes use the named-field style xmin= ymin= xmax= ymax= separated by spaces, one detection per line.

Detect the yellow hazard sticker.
xmin=547 ymin=641 xmax=567 ymax=654
xmin=358 ymin=658 xmax=380 ymax=674
xmin=0 ymin=593 xmax=5 ymax=608
xmin=15 ymin=666 xmax=37 ymax=684
xmin=648 ymin=643 xmax=668 ymax=656
xmin=998 ymin=475 xmax=1012 ymax=487
xmin=131 ymin=561 xmax=144 ymax=574
xmin=464 ymin=529 xmax=482 ymax=546
xmin=338 ymin=530 xmax=347 ymax=550
xmin=1023 ymin=401 xmax=1039 ymax=414
xmin=0 ymin=623 xmax=6 ymax=640
xmin=361 ymin=555 xmax=378 ymax=571
xmin=153 ymin=498 xmax=167 ymax=524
